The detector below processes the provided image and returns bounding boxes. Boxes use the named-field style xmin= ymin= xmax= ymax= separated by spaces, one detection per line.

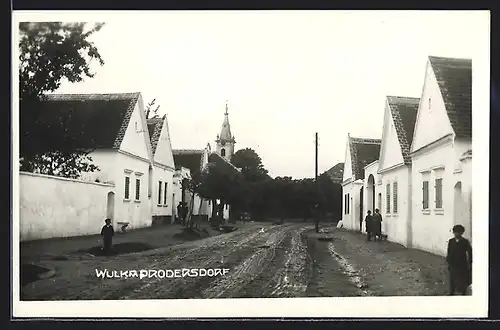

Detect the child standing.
xmin=101 ymin=218 xmax=115 ymax=255
xmin=446 ymin=224 xmax=472 ymax=295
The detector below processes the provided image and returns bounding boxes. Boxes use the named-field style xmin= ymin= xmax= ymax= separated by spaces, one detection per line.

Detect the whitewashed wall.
xmin=381 ymin=165 xmax=412 ymax=247
xmin=19 ymin=172 xmax=115 ymax=241
xmin=411 ymin=140 xmax=471 ymax=256
xmin=114 ymin=152 xmax=152 ymax=230
xmin=342 ymin=182 xmax=363 ymax=230
xmin=152 ymin=164 xmax=174 ymax=217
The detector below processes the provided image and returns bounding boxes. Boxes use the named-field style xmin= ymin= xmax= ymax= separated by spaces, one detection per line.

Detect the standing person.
xmin=372 ymin=208 xmax=383 ymax=241
xmin=365 ymin=210 xmax=374 ymax=241
xmin=177 ymin=202 xmax=183 ymax=224
xmin=100 ymin=218 xmax=114 ymax=255
xmin=446 ymin=224 xmax=472 ymax=295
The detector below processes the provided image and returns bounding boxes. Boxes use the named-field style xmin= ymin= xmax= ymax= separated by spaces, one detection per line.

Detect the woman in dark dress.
xmin=365 ymin=210 xmax=374 ymax=241
xmin=372 ymin=208 xmax=383 ymax=240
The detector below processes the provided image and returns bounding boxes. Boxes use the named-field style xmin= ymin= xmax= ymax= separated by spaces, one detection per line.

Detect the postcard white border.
xmin=11 ymin=10 xmax=490 ymax=318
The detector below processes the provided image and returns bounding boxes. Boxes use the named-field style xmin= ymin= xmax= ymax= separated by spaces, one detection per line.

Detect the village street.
xmin=21 ymin=222 xmax=449 ymax=300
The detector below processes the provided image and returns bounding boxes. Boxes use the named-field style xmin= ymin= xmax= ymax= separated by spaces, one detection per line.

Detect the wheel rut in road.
xmin=121 ymin=224 xmax=299 ymax=299
xmin=232 ymin=224 xmax=313 ymax=298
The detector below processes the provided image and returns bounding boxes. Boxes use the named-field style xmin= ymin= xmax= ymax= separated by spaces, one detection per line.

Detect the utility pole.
xmin=315 ymin=132 xmax=320 ymax=233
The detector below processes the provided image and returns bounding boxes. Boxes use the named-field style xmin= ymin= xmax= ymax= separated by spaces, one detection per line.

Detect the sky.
xmin=16 ymin=11 xmax=489 ymax=179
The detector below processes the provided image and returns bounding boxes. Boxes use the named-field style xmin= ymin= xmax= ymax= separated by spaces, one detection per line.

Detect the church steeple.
xmin=215 ymin=100 xmax=236 ymax=161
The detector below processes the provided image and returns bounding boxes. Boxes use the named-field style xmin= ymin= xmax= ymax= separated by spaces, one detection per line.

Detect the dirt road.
xmin=21 ymin=223 xmax=449 ymax=300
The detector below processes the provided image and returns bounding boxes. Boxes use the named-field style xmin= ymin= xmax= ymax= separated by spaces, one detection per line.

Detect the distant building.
xmin=324 ymin=162 xmax=344 ymax=184
xmin=341 ymin=135 xmax=381 ymax=231
xmin=172 ymin=146 xmax=212 ymax=222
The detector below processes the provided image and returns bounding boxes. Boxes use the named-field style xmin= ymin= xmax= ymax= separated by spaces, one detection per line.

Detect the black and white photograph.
xmin=12 ymin=10 xmax=490 ymax=318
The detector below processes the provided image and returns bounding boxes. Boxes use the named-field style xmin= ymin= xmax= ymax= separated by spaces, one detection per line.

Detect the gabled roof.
xmin=386 ymin=96 xmax=420 ymax=165
xmin=38 ymin=92 xmax=140 ymax=149
xmin=324 ymin=162 xmax=344 ymax=184
xmin=348 ymin=136 xmax=381 ymax=180
xmin=429 ymin=56 xmax=472 ymax=139
xmin=208 ymin=152 xmax=241 ymax=174
xmin=173 ymin=149 xmax=204 ymax=175
xmin=147 ymin=116 xmax=164 ymax=155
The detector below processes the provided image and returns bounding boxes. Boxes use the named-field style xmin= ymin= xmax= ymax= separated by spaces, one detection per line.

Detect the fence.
xmin=19 ymin=171 xmax=115 ymax=241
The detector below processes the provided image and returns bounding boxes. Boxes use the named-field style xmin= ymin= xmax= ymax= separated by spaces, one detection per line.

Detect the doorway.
xmin=367 ymin=174 xmax=375 ymax=213
xmin=359 ymin=186 xmax=364 ymax=232
xmin=106 ymin=191 xmax=115 ymax=222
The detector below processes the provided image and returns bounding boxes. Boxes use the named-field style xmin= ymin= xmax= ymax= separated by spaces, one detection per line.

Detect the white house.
xmin=147 ymin=115 xmax=176 ymax=225
xmin=370 ymin=96 xmax=420 ymax=247
xmin=409 ymin=56 xmax=472 ymax=256
xmin=39 ymin=92 xmax=155 ymax=231
xmin=341 ymin=135 xmax=381 ymax=231
xmin=172 ymin=145 xmax=213 ymax=222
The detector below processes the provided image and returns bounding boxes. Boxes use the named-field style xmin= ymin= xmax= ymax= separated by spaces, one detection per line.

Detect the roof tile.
xmin=386 ymin=96 xmax=419 ymax=165
xmin=349 ymin=136 xmax=381 ymax=180
xmin=37 ymin=92 xmax=140 ymax=150
xmin=429 ymin=56 xmax=472 ymax=139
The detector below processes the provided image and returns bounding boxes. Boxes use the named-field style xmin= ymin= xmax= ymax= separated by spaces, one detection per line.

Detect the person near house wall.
xmin=365 ymin=210 xmax=374 ymax=241
xmin=446 ymin=224 xmax=472 ymax=295
xmin=372 ymin=208 xmax=383 ymax=241
xmin=101 ymin=218 xmax=114 ymax=255
xmin=177 ymin=202 xmax=183 ymax=225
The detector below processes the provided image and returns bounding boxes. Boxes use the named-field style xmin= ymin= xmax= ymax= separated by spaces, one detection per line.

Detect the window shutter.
xmin=164 ymin=183 xmax=168 ymax=205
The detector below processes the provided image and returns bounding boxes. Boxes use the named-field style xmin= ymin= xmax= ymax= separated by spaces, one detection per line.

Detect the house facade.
xmin=41 ymin=92 xmax=155 ymax=230
xmin=374 ymin=96 xmax=419 ymax=247
xmin=409 ymin=56 xmax=472 ymax=256
xmin=172 ymin=145 xmax=213 ymax=222
xmin=341 ymin=135 xmax=381 ymax=231
xmin=147 ymin=115 xmax=176 ymax=225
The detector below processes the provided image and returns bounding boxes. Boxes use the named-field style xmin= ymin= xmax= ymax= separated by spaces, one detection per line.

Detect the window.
xmin=124 ymin=176 xmax=130 ymax=200
xmin=163 ymin=183 xmax=168 ymax=205
xmin=422 ymin=181 xmax=429 ymax=210
xmin=393 ymin=182 xmax=398 ymax=214
xmin=347 ymin=194 xmax=350 ymax=214
xmin=158 ymin=181 xmax=162 ymax=205
xmin=386 ymin=184 xmax=391 ymax=214
xmin=135 ymin=178 xmax=141 ymax=201
xmin=221 ymin=148 xmax=226 ymax=157
xmin=435 ymin=178 xmax=443 ymax=209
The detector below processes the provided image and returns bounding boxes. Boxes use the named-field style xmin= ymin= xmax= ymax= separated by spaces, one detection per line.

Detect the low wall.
xmin=152 ymin=215 xmax=173 ymax=226
xmin=19 ymin=172 xmax=115 ymax=241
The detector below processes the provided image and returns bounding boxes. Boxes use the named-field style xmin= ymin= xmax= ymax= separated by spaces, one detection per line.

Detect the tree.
xmin=19 ymin=22 xmax=105 ymax=177
xmin=185 ymin=157 xmax=244 ymax=228
xmin=145 ymin=98 xmax=161 ymax=119
xmin=231 ymin=148 xmax=269 ymax=182
xmin=317 ymin=172 xmax=342 ymax=220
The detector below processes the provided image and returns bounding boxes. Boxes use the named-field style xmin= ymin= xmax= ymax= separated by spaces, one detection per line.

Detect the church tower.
xmin=215 ymin=101 xmax=236 ymax=162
